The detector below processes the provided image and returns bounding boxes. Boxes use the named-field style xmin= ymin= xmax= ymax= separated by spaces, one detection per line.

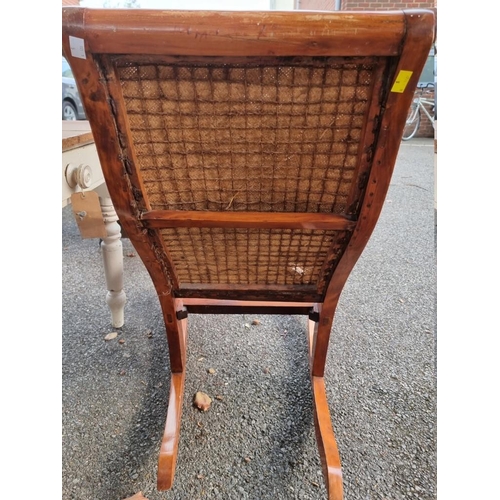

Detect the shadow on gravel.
xmin=256 ymin=316 xmax=325 ymax=499
xmin=93 ymin=317 xmax=171 ymax=500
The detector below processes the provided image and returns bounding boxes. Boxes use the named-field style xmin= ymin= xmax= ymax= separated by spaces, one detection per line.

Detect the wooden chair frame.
xmin=62 ymin=8 xmax=434 ymax=499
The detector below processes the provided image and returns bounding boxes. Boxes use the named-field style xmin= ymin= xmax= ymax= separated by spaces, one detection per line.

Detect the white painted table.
xmin=62 ymin=121 xmax=126 ymax=328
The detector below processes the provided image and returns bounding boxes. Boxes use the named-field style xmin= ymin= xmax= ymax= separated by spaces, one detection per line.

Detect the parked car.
xmin=62 ymin=57 xmax=86 ymax=120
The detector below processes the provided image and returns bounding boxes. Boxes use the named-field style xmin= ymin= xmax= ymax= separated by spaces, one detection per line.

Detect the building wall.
xmin=339 ymin=0 xmax=434 ymax=8
xmin=298 ymin=0 xmax=435 ymax=9
xmin=413 ymin=87 xmax=434 ymax=138
xmin=299 ymin=0 xmax=338 ymax=10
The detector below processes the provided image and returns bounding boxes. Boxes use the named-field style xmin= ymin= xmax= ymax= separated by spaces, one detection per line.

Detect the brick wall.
xmin=340 ymin=0 xmax=434 ymax=8
xmin=298 ymin=0 xmax=435 ymax=8
xmin=414 ymin=87 xmax=434 ymax=138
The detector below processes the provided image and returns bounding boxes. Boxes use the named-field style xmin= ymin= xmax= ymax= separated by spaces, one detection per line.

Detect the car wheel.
xmin=63 ymin=101 xmax=78 ymax=120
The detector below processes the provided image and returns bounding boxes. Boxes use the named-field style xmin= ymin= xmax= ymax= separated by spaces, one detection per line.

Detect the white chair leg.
xmin=99 ymin=197 xmax=126 ymax=328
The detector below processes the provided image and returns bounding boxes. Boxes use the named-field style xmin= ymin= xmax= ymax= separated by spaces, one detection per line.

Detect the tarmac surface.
xmin=62 ymin=138 xmax=436 ymax=500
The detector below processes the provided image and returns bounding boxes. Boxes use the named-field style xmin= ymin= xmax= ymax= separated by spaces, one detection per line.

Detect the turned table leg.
xmin=99 ymin=196 xmax=126 ymax=328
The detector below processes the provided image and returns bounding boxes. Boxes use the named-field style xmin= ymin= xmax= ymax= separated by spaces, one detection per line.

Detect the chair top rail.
xmin=62 ymin=8 xmax=434 ymax=57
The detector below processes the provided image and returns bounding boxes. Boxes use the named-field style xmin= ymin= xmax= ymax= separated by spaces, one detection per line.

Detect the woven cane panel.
xmin=116 ymin=57 xmax=376 ymax=214
xmin=160 ymin=227 xmax=340 ymax=286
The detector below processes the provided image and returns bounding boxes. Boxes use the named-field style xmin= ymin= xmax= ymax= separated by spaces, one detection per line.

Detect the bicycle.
xmin=402 ymin=82 xmax=435 ymax=141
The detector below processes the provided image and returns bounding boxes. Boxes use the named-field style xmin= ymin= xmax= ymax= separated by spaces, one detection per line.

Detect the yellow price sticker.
xmin=391 ymin=70 xmax=413 ymax=93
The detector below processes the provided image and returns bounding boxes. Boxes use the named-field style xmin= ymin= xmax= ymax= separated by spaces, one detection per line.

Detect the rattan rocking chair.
xmin=62 ymin=8 xmax=434 ymax=499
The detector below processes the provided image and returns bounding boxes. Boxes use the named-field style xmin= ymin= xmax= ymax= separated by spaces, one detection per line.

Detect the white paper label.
xmin=69 ymin=36 xmax=86 ymax=60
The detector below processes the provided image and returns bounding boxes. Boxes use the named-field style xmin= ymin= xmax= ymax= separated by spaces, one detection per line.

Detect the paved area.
xmin=62 ymin=138 xmax=436 ymax=500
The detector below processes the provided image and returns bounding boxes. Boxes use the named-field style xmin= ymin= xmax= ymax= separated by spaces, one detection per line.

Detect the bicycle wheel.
xmin=402 ymin=102 xmax=421 ymax=141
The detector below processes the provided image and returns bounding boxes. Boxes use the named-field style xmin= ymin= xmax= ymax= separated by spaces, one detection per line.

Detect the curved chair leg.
xmin=308 ymin=319 xmax=344 ymax=500
xmin=157 ymin=318 xmax=187 ymax=490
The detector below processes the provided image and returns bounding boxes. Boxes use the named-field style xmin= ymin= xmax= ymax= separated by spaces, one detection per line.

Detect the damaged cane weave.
xmin=117 ymin=57 xmax=374 ymax=213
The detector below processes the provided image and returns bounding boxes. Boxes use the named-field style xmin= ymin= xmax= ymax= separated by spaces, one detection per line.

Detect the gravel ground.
xmin=62 ymin=138 xmax=436 ymax=500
